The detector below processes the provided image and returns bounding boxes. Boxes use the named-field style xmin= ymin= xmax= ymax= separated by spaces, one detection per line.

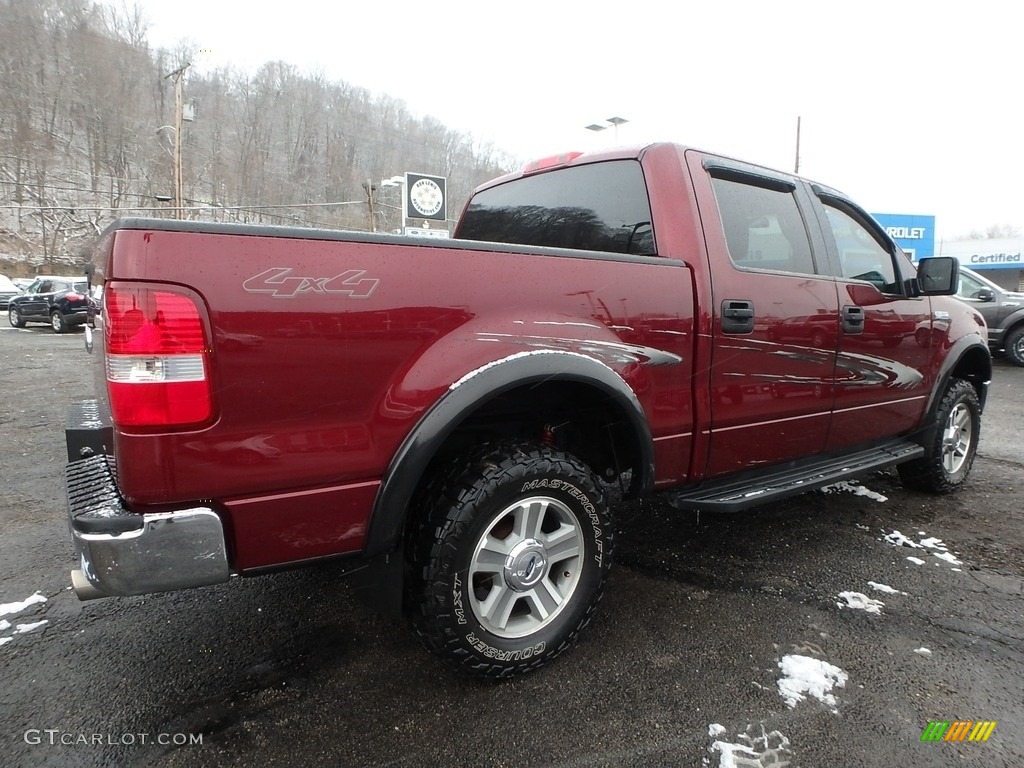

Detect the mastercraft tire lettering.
xmin=408 ymin=443 xmax=613 ymax=681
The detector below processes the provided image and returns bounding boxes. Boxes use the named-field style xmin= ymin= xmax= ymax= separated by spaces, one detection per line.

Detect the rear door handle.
xmin=722 ymin=299 xmax=755 ymax=334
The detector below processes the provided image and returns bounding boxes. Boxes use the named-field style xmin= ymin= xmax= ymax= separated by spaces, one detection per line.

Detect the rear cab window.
xmin=457 ymin=160 xmax=656 ymax=255
xmin=708 ymin=171 xmax=820 ymax=276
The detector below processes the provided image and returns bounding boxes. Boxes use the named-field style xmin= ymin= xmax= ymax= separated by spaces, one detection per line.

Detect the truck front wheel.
xmin=408 ymin=442 xmax=612 ymax=681
xmin=898 ymin=378 xmax=980 ymax=493
xmin=1004 ymin=326 xmax=1024 ymax=367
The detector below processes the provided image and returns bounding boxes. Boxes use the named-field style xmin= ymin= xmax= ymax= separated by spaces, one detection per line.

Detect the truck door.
xmin=809 ymin=189 xmax=932 ymax=449
xmin=688 ymin=156 xmax=839 ymax=477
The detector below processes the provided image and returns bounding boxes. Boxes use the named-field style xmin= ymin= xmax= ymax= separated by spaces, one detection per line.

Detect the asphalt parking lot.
xmin=1 ymin=324 xmax=1022 ymax=768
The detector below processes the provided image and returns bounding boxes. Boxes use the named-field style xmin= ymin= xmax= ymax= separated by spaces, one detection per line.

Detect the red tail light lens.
xmin=104 ymin=282 xmax=213 ymax=427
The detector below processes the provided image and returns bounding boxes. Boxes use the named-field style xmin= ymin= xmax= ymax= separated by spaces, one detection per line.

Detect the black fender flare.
xmin=920 ymin=336 xmax=991 ymax=438
xmin=363 ymin=350 xmax=655 ymax=558
xmin=996 ymin=309 xmax=1024 ymax=345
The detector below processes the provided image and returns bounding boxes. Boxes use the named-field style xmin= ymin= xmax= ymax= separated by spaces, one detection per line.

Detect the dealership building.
xmin=872 ymin=212 xmax=1024 ymax=292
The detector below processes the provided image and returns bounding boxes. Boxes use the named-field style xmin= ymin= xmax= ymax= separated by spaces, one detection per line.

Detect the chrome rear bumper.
xmin=66 ymin=435 xmax=229 ymax=601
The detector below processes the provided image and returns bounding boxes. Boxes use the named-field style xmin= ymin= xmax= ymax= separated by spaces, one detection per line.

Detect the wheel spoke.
xmin=543 ymin=525 xmax=581 ymax=564
xmin=525 ymin=578 xmax=562 ymax=620
xmin=950 ymin=406 xmax=969 ymax=432
xmin=471 ymin=539 xmax=509 ymax=574
xmin=478 ymin=583 xmax=519 ymax=631
xmin=513 ymin=499 xmax=547 ymax=540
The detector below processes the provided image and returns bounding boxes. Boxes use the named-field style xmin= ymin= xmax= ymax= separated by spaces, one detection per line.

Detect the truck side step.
xmin=667 ymin=438 xmax=924 ymax=512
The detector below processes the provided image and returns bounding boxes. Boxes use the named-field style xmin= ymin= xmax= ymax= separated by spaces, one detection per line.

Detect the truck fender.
xmin=920 ymin=335 xmax=991 ymax=438
xmin=363 ymin=350 xmax=655 ymax=560
xmin=996 ymin=307 xmax=1024 ymax=343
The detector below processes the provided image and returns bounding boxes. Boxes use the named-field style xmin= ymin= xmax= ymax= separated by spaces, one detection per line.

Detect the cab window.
xmin=957 ymin=271 xmax=990 ymax=300
xmin=821 ymin=204 xmax=900 ymax=293
xmin=710 ymin=174 xmax=818 ymax=276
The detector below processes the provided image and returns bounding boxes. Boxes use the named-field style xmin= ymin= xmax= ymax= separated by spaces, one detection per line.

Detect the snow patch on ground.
xmin=1 ymin=591 xmax=49 ymax=647
xmin=0 ymin=592 xmax=47 ymax=617
xmin=883 ymin=530 xmax=921 ymax=548
xmin=15 ymin=620 xmax=48 ymax=634
xmin=837 ymin=591 xmax=885 ymax=614
xmin=868 ymin=581 xmax=907 ymax=595
xmin=883 ymin=530 xmax=963 ymax=569
xmin=777 ymin=654 xmax=848 ymax=713
xmin=821 ymin=481 xmax=888 ymax=502
xmin=710 ymin=725 xmax=792 ymax=768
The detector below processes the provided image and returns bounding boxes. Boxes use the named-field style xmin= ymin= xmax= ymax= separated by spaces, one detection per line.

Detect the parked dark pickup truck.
xmin=954 ymin=265 xmax=1024 ymax=366
xmin=66 ymin=143 xmax=991 ymax=680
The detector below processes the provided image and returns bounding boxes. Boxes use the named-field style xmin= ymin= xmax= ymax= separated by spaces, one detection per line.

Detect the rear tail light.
xmin=104 ymin=282 xmax=213 ymax=427
xmin=65 ymin=292 xmax=84 ymax=301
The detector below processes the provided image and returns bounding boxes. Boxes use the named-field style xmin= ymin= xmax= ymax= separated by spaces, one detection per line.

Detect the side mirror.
xmin=976 ymin=288 xmax=996 ymax=302
xmin=916 ymin=257 xmax=959 ymax=296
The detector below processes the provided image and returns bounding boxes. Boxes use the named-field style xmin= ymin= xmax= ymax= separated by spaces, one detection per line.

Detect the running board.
xmin=667 ymin=439 xmax=924 ymax=512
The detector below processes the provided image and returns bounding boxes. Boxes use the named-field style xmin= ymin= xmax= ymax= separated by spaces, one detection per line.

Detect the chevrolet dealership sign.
xmin=871 ymin=213 xmax=935 ymax=260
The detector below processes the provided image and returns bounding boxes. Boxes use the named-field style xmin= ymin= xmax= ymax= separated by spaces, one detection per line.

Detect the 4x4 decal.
xmin=243 ymin=267 xmax=380 ymax=299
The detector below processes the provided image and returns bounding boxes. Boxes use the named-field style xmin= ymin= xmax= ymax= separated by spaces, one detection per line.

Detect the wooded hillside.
xmin=0 ymin=0 xmax=515 ymax=274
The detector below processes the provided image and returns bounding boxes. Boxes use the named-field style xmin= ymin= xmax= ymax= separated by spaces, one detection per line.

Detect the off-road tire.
xmin=1004 ymin=326 xmax=1024 ymax=367
xmin=408 ymin=442 xmax=613 ymax=681
xmin=898 ymin=378 xmax=980 ymax=493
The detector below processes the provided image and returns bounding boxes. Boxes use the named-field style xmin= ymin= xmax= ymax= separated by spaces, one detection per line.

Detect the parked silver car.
xmin=0 ymin=275 xmax=21 ymax=309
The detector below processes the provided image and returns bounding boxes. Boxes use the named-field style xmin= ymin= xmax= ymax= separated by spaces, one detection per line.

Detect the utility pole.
xmin=363 ymin=179 xmax=378 ymax=232
xmin=165 ymin=62 xmax=190 ymax=219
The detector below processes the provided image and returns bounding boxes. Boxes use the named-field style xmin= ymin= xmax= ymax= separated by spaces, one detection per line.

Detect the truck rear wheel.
xmin=898 ymin=378 xmax=980 ymax=493
xmin=408 ymin=442 xmax=612 ymax=681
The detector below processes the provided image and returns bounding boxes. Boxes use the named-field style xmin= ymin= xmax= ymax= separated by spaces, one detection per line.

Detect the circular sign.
xmin=409 ymin=178 xmax=444 ymax=217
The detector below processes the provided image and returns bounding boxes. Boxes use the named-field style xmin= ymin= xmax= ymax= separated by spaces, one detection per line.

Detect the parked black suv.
xmin=956 ymin=267 xmax=1024 ymax=366
xmin=7 ymin=276 xmax=89 ymax=333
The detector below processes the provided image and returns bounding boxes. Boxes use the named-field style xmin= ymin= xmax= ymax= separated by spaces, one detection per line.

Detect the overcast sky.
xmin=125 ymin=0 xmax=1020 ymax=241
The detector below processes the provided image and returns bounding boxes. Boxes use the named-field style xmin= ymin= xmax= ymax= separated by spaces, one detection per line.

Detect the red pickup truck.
xmin=66 ymin=143 xmax=991 ymax=680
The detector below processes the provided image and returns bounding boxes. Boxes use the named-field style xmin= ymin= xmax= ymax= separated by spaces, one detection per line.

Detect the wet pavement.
xmin=1 ymin=326 xmax=1022 ymax=767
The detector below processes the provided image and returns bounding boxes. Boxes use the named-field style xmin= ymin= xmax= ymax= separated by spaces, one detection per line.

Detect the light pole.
xmin=380 ymin=175 xmax=405 ymax=233
xmin=584 ymin=116 xmax=629 ymax=143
